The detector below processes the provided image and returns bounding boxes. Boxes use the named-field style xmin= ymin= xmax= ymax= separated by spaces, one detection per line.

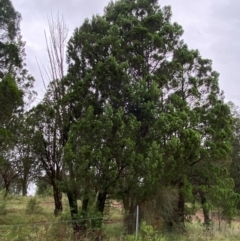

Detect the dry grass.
xmin=169 ymin=221 xmax=240 ymax=241
xmin=0 ymin=193 xmax=240 ymax=240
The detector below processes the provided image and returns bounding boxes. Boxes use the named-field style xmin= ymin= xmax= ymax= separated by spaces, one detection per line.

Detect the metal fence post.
xmin=136 ymin=205 xmax=139 ymax=240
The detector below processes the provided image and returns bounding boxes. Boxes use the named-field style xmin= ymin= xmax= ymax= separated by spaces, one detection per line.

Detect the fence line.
xmin=0 ymin=201 xmax=70 ymax=204
xmin=0 ymin=217 xmax=103 ymax=228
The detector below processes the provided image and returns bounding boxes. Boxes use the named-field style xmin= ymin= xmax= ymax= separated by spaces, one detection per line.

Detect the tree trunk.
xmin=53 ymin=183 xmax=63 ymax=216
xmin=3 ymin=176 xmax=10 ymax=198
xmin=22 ymin=185 xmax=27 ymax=196
xmin=81 ymin=197 xmax=89 ymax=216
xmin=4 ymin=183 xmax=10 ymax=198
xmin=67 ymin=190 xmax=79 ymax=219
xmin=176 ymin=190 xmax=185 ymax=229
xmin=92 ymin=191 xmax=107 ymax=230
xmin=167 ymin=182 xmax=186 ymax=233
xmin=22 ymin=178 xmax=28 ymax=196
xmin=97 ymin=192 xmax=107 ymax=214
xmin=85 ymin=191 xmax=107 ymax=241
xmin=200 ymin=192 xmax=211 ymax=228
xmin=67 ymin=190 xmax=87 ymax=240
xmin=122 ymin=195 xmax=137 ymax=234
xmin=79 ymin=196 xmax=89 ymax=231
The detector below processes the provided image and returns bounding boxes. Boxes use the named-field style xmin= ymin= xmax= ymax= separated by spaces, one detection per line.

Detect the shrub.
xmin=125 ymin=221 xmax=166 ymax=241
xmin=0 ymin=202 xmax=7 ymax=216
xmin=25 ymin=197 xmax=43 ymax=215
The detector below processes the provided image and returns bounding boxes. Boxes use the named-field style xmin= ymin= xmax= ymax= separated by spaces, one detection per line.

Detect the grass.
xmin=164 ymin=222 xmax=240 ymax=241
xmin=0 ymin=192 xmax=240 ymax=240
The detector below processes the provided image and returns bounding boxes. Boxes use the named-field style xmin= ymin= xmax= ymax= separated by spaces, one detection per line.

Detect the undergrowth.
xmin=0 ymin=193 xmax=239 ymax=240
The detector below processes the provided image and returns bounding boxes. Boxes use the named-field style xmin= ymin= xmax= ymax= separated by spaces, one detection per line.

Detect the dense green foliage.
xmin=0 ymin=74 xmax=23 ymax=144
xmin=0 ymin=0 xmax=34 ymax=196
xmin=0 ymin=0 xmax=240 ymax=238
xmin=0 ymin=0 xmax=21 ymax=78
xmin=62 ymin=0 xmax=235 ymax=232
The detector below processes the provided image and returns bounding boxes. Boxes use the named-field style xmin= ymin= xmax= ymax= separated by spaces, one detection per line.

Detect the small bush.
xmin=125 ymin=221 xmax=166 ymax=241
xmin=0 ymin=202 xmax=7 ymax=216
xmin=25 ymin=197 xmax=43 ymax=215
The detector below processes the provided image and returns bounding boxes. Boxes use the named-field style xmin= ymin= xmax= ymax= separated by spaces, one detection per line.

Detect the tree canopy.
xmin=62 ymin=0 xmax=235 ymax=231
xmin=0 ymin=0 xmax=239 ymax=238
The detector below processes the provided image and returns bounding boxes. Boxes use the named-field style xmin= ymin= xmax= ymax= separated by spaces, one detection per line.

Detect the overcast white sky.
xmin=11 ymin=0 xmax=240 ymax=106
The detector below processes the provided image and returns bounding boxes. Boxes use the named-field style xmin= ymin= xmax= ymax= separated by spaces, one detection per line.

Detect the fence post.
xmin=136 ymin=205 xmax=139 ymax=240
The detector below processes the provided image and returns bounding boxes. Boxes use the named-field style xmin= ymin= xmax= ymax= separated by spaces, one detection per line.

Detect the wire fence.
xmin=1 ymin=201 xmax=240 ymax=241
xmin=0 ymin=218 xmax=165 ymax=241
xmin=0 ymin=217 xmax=102 ymax=228
xmin=0 ymin=207 xmax=170 ymax=241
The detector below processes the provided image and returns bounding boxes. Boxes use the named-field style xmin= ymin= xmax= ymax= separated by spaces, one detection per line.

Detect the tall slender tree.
xmin=28 ymin=14 xmax=70 ymax=215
